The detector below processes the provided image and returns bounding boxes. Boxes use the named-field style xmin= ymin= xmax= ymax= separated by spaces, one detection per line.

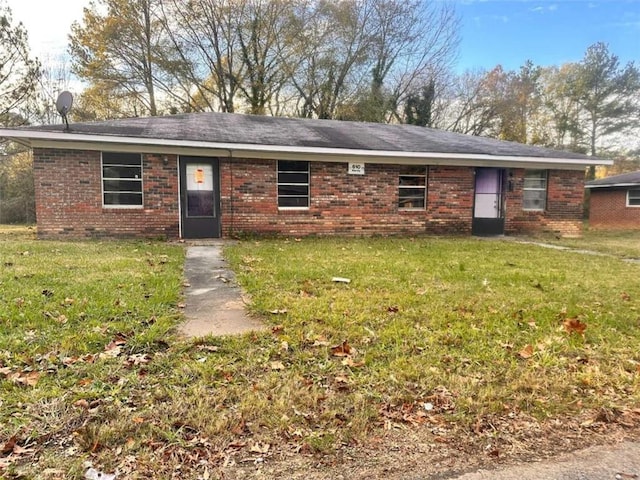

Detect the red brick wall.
xmin=220 ymin=160 xmax=473 ymax=237
xmin=505 ymin=169 xmax=584 ymax=237
xmin=589 ymin=188 xmax=640 ymax=229
xmin=33 ymin=148 xmax=179 ymax=238
xmin=32 ymin=149 xmax=585 ymax=239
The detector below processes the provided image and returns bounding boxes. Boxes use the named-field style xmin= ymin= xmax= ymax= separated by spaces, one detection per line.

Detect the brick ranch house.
xmin=585 ymin=171 xmax=640 ymax=229
xmin=0 ymin=112 xmax=609 ymax=239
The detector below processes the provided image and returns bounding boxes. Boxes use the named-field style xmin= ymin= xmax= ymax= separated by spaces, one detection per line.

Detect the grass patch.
xmin=1 ymin=227 xmax=639 ymax=478
xmin=526 ymin=227 xmax=640 ymax=258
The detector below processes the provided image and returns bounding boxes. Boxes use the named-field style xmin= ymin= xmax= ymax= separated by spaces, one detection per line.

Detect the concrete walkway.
xmin=447 ymin=440 xmax=640 ymax=480
xmin=179 ymin=243 xmax=266 ymax=337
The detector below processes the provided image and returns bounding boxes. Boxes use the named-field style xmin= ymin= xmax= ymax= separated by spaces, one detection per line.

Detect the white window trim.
xmin=398 ymin=167 xmax=427 ymax=210
xmin=522 ymin=170 xmax=547 ymax=212
xmin=101 ymin=152 xmax=144 ymax=209
xmin=277 ymin=160 xmax=310 ymax=210
xmin=627 ymin=189 xmax=640 ymax=208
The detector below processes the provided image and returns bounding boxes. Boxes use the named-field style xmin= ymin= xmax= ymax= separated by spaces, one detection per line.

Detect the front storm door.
xmin=179 ymin=156 xmax=221 ymax=239
xmin=472 ymin=168 xmax=505 ymax=236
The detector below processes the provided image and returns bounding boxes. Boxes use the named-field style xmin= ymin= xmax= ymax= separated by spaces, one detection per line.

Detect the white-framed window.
xmin=102 ymin=152 xmax=143 ymax=208
xmin=523 ymin=169 xmax=547 ymax=211
xmin=277 ymin=160 xmax=309 ymax=208
xmin=627 ymin=189 xmax=640 ymax=207
xmin=399 ymin=166 xmax=427 ymax=209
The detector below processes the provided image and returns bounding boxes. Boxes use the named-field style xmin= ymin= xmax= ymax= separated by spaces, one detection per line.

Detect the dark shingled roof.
xmin=22 ymin=111 xmax=593 ymax=160
xmin=585 ymin=170 xmax=640 ymax=188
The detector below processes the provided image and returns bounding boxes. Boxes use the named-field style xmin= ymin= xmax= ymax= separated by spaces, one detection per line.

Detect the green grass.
xmin=525 ymin=227 xmax=640 ymax=258
xmin=1 ymin=227 xmax=639 ymax=478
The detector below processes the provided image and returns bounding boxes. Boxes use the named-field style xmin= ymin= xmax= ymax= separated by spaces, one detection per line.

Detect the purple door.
xmin=472 ymin=168 xmax=505 ymax=235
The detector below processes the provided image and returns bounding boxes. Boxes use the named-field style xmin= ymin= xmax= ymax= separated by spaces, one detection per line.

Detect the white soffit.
xmin=1 ymin=129 xmax=612 ymax=170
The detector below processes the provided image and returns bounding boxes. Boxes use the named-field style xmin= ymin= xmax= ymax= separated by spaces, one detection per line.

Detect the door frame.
xmin=179 ymin=156 xmax=221 ymax=239
xmin=471 ymin=167 xmax=506 ymax=236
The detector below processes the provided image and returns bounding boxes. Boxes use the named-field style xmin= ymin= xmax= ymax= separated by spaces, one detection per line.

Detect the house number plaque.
xmin=348 ymin=162 xmax=365 ymax=175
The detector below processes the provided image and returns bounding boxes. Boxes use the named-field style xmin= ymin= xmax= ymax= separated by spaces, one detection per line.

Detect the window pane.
xmin=399 ymin=176 xmax=426 ymax=186
xmin=399 ymin=196 xmax=425 ymax=209
xmin=523 ymin=170 xmax=547 ymax=211
xmin=628 ymin=190 xmax=640 ymax=206
xmin=104 ymin=179 xmax=142 ymax=193
xmin=103 ymin=152 xmax=141 ymax=166
xmin=279 ymin=196 xmax=309 ymax=208
xmin=102 ymin=152 xmax=143 ymax=207
xmin=277 ymin=161 xmax=309 ymax=208
xmin=400 ymin=166 xmax=426 ymax=176
xmin=398 ymin=166 xmax=427 ymax=209
xmin=278 ymin=172 xmax=309 ymax=184
xmin=187 ymin=191 xmax=214 ymax=217
xmin=278 ymin=160 xmax=309 ymax=172
xmin=523 ymin=178 xmax=546 ymax=189
xmin=103 ymin=165 xmax=141 ymax=179
xmin=523 ymin=190 xmax=546 ymax=210
xmin=278 ymin=185 xmax=309 ymax=197
xmin=104 ymin=192 xmax=143 ymax=206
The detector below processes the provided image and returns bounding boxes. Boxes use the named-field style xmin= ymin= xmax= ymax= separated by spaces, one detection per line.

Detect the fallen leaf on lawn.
xmin=387 ymin=306 xmax=399 ymax=313
xmin=271 ymin=325 xmax=284 ymax=334
xmin=63 ymin=297 xmax=75 ymax=305
xmin=197 ymin=345 xmax=219 ymax=353
xmin=101 ymin=335 xmax=127 ymax=358
xmin=9 ymin=370 xmax=41 ymax=387
xmin=1 ymin=436 xmax=17 ymax=454
xmin=334 ymin=375 xmax=349 ymax=384
xmin=132 ymin=417 xmax=145 ymax=424
xmin=518 ymin=344 xmax=534 ymax=359
xmin=177 ymin=302 xmax=186 ymax=309
xmin=621 ymin=292 xmax=631 ymax=301
xmin=342 ymin=357 xmax=365 ymax=368
xmin=249 ymin=442 xmax=270 ymax=454
xmin=56 ymin=314 xmax=68 ymax=324
xmin=74 ymin=399 xmax=90 ymax=409
xmin=269 ymin=309 xmax=287 ymax=315
xmin=311 ymin=335 xmax=330 ymax=347
xmin=280 ymin=341 xmax=289 ymax=352
xmin=124 ymin=353 xmax=152 ymax=367
xmin=331 ymin=340 xmax=352 ymax=357
xmin=563 ymin=317 xmax=587 ymax=336
xmin=270 ymin=361 xmax=285 ymax=370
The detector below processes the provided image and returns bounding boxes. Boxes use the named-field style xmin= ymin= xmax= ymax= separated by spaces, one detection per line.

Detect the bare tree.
xmin=0 ymin=1 xmax=40 ymax=126
xmin=69 ymin=0 xmax=173 ymax=117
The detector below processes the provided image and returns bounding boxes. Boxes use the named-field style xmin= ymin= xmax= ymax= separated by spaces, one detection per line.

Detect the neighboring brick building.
xmin=0 ymin=112 xmax=609 ymax=239
xmin=586 ymin=171 xmax=640 ymax=230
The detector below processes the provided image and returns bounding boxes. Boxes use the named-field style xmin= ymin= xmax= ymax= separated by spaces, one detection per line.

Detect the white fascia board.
xmin=585 ymin=183 xmax=640 ymax=189
xmin=1 ymin=129 xmax=612 ymax=170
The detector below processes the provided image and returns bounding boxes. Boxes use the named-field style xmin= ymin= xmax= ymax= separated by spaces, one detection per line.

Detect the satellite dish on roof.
xmin=55 ymin=91 xmax=73 ymax=131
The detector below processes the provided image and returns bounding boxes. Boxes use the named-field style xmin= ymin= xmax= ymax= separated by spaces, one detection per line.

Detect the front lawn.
xmin=1 ymin=228 xmax=639 ymax=478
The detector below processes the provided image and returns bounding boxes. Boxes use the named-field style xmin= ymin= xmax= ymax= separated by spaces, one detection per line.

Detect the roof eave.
xmin=1 ymin=129 xmax=612 ymax=169
xmin=585 ymin=182 xmax=640 ymax=189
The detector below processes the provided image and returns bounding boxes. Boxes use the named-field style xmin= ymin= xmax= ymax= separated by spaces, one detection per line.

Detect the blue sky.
xmin=453 ymin=0 xmax=640 ymax=72
xmin=5 ymin=0 xmax=640 ymax=73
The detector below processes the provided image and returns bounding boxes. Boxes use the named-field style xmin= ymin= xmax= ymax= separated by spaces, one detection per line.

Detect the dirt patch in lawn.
xmin=219 ymin=417 xmax=640 ymax=479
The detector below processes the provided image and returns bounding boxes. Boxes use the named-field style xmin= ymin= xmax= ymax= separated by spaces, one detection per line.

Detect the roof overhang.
xmin=1 ymin=129 xmax=612 ymax=171
xmin=585 ymin=182 xmax=640 ymax=189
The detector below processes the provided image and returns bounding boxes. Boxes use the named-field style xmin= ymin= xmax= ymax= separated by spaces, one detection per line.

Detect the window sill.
xmin=103 ymin=205 xmax=144 ymax=210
